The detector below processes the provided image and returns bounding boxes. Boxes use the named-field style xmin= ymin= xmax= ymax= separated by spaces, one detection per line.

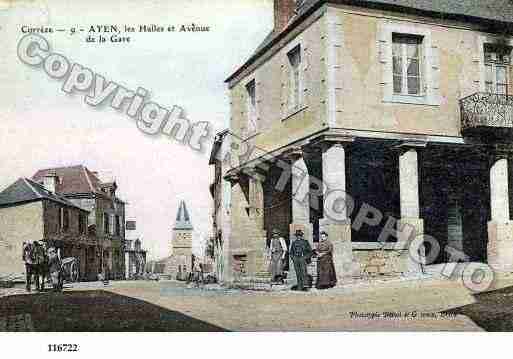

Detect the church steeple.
xmin=167 ymin=200 xmax=193 ymax=277
xmin=174 ymin=200 xmax=193 ymax=230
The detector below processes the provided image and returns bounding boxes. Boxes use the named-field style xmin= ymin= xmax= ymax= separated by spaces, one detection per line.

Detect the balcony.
xmin=460 ymin=92 xmax=513 ymax=141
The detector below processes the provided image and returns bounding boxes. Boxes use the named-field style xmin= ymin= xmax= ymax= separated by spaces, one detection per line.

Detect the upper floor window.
xmin=287 ymin=45 xmax=302 ymax=111
xmin=104 ymin=213 xmax=110 ymax=235
xmin=61 ymin=208 xmax=69 ymax=231
xmin=115 ymin=215 xmax=121 ymax=236
xmin=79 ymin=213 xmax=87 ymax=234
xmin=484 ymin=44 xmax=511 ymax=95
xmin=392 ymin=34 xmax=423 ymax=96
xmin=245 ymin=80 xmax=257 ymax=135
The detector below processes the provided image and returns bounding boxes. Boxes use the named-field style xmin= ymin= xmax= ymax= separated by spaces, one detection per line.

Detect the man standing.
xmin=268 ymin=229 xmax=287 ymax=284
xmin=289 ymin=229 xmax=313 ymax=291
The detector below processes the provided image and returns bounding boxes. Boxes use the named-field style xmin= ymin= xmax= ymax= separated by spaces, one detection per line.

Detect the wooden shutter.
xmin=240 ymin=91 xmax=246 ymax=136
xmin=378 ymin=27 xmax=391 ymax=86
xmin=110 ymin=214 xmax=115 ymax=235
xmin=430 ymin=45 xmax=440 ymax=91
xmin=473 ymin=38 xmax=484 ymax=92
xmin=302 ymin=46 xmax=310 ymax=107
xmin=255 ymin=79 xmax=262 ymax=129
xmin=280 ymin=58 xmax=289 ymax=118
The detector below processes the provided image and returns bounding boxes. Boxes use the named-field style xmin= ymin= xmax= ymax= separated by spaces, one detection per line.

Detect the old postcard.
xmin=1 ymin=0 xmax=513 ymax=355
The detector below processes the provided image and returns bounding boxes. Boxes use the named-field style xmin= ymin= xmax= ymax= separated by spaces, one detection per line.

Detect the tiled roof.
xmin=174 ymin=200 xmax=193 ymax=230
xmin=227 ymin=0 xmax=513 ymax=83
xmin=31 ymin=165 xmax=123 ymax=202
xmin=0 ymin=178 xmax=88 ymax=210
xmin=299 ymin=0 xmax=513 ymax=23
xmin=32 ymin=165 xmax=100 ymax=195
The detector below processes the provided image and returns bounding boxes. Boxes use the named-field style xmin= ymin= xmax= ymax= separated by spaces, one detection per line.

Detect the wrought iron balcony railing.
xmin=460 ymin=92 xmax=513 ymax=133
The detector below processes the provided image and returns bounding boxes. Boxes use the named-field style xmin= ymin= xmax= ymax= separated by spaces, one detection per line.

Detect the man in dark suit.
xmin=289 ymin=229 xmax=313 ymax=291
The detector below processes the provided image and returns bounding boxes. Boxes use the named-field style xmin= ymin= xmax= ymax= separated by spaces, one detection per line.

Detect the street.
xmin=3 ymin=276 xmax=513 ymax=331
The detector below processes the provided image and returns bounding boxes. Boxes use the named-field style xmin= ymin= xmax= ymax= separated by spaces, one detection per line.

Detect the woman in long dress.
xmin=268 ymin=229 xmax=287 ymax=283
xmin=315 ymin=231 xmax=337 ymax=289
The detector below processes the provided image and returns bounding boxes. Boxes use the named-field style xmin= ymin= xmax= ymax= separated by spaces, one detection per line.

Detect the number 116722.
xmin=48 ymin=344 xmax=79 ymax=352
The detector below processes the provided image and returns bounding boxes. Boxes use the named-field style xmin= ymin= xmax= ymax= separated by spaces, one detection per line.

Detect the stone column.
xmin=318 ymin=138 xmax=354 ymax=283
xmin=291 ymin=154 xmax=313 ymax=243
xmin=397 ymin=143 xmax=425 ymax=273
xmin=245 ymin=169 xmax=269 ymax=279
xmin=283 ymin=148 xmax=314 ymax=287
xmin=125 ymin=251 xmax=130 ymax=279
xmin=487 ymin=151 xmax=513 ymax=273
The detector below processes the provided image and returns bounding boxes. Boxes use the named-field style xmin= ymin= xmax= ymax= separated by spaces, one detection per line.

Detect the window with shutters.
xmin=484 ymin=44 xmax=511 ymax=95
xmin=245 ymin=79 xmax=257 ymax=136
xmin=115 ymin=215 xmax=121 ymax=236
xmin=110 ymin=214 xmax=115 ymax=235
xmin=63 ymin=208 xmax=69 ymax=231
xmin=104 ymin=213 xmax=110 ymax=235
xmin=287 ymin=45 xmax=302 ymax=111
xmin=79 ymin=213 xmax=87 ymax=234
xmin=392 ymin=34 xmax=423 ymax=96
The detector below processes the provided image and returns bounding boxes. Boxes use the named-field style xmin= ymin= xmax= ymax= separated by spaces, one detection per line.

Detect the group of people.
xmin=267 ymin=228 xmax=337 ymax=291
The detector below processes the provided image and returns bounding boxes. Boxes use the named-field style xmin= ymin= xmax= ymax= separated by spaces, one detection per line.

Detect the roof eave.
xmin=225 ymin=0 xmax=326 ymax=85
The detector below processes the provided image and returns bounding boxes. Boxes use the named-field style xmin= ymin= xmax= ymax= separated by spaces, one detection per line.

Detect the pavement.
xmin=2 ymin=275 xmax=513 ymax=331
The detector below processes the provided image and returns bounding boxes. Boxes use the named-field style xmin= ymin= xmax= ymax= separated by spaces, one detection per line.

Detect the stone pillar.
xmin=318 ymin=138 xmax=354 ymax=283
xmin=284 ymin=148 xmax=314 ymax=286
xmin=246 ymin=169 xmax=269 ymax=278
xmin=290 ymin=154 xmax=313 ymax=244
xmin=125 ymin=252 xmax=130 ymax=279
xmin=397 ymin=143 xmax=425 ymax=273
xmin=488 ymin=152 xmax=513 ymax=273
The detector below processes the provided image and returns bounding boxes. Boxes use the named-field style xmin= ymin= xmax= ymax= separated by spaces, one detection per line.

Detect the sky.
xmin=0 ymin=0 xmax=273 ymax=260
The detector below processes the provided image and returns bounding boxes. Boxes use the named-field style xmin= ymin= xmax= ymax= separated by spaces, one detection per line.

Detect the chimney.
xmin=274 ymin=0 xmax=296 ymax=32
xmin=43 ymin=171 xmax=58 ymax=193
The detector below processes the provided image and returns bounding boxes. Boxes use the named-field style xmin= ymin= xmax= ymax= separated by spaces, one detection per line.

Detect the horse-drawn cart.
xmin=60 ymin=257 xmax=80 ymax=284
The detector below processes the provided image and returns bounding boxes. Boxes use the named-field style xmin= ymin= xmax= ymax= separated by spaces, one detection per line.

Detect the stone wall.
xmin=352 ymin=243 xmax=410 ymax=277
xmin=95 ymin=197 xmax=125 ymax=279
xmin=0 ymin=202 xmax=44 ymax=277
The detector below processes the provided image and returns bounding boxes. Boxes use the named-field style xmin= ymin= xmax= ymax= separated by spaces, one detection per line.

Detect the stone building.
xmin=209 ymin=130 xmax=232 ymax=283
xmin=124 ymin=238 xmax=147 ymax=279
xmin=32 ymin=165 xmax=126 ymax=280
xmin=217 ymin=0 xmax=513 ymax=284
xmin=164 ymin=200 xmax=194 ymax=279
xmin=0 ymin=178 xmax=92 ymax=279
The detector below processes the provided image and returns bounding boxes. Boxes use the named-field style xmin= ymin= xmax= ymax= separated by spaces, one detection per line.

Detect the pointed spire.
xmin=174 ymin=200 xmax=193 ymax=230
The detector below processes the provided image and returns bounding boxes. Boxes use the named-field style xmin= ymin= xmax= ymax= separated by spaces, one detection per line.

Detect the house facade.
xmin=218 ymin=0 xmax=513 ymax=284
xmin=124 ymin=238 xmax=147 ymax=279
xmin=32 ymin=165 xmax=126 ymax=280
xmin=0 ymin=178 xmax=91 ymax=279
xmin=209 ymin=130 xmax=233 ymax=283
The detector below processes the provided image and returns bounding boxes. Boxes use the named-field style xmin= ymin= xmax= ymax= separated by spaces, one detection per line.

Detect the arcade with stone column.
xmin=224 ymin=131 xmax=513 ymax=286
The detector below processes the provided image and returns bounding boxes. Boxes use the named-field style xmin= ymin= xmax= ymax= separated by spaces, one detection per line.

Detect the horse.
xmin=22 ymin=241 xmax=49 ymax=292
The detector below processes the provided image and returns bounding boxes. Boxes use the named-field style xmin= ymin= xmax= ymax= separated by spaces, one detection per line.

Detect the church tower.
xmin=166 ymin=200 xmax=193 ymax=278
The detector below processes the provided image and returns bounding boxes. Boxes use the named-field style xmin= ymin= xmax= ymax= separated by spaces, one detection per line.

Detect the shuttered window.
xmin=245 ymin=80 xmax=257 ymax=135
xmin=287 ymin=45 xmax=302 ymax=111
xmin=104 ymin=213 xmax=110 ymax=235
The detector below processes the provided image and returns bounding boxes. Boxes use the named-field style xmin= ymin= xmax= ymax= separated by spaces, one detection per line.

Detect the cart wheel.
xmin=70 ymin=261 xmax=79 ymax=282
